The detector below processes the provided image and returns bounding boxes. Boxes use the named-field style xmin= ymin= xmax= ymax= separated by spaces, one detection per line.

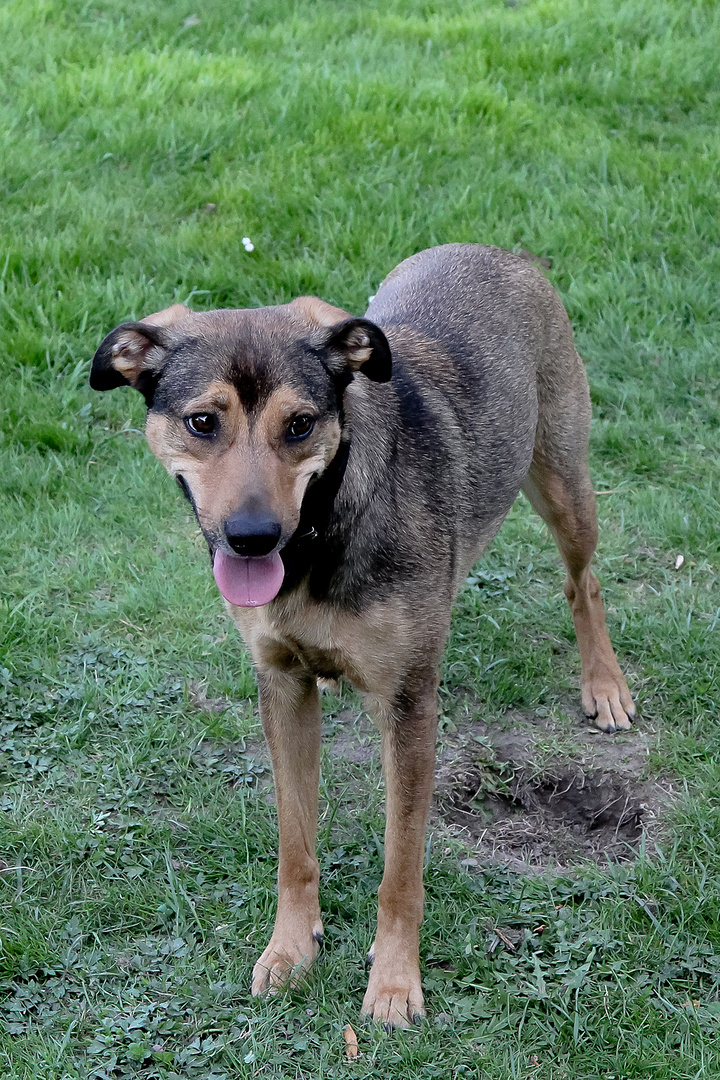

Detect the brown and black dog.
xmin=90 ymin=244 xmax=634 ymax=1028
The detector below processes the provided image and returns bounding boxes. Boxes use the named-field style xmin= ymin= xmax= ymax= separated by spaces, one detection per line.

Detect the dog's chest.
xmin=232 ymin=595 xmax=357 ymax=680
xmin=231 ymin=591 xmax=415 ymax=698
xmin=276 ymin=607 xmax=347 ymax=681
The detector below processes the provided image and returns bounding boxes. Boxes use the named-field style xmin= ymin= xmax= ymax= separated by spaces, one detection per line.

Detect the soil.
xmin=432 ymin=711 xmax=673 ymax=873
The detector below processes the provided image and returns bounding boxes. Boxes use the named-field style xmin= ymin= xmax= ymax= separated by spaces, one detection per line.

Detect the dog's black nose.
xmin=224 ymin=513 xmax=281 ymax=558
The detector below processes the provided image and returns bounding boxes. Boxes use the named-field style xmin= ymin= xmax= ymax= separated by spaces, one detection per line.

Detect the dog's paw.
xmin=251 ymin=918 xmax=323 ymax=996
xmin=582 ymin=659 xmax=635 ymax=733
xmin=361 ymin=954 xmax=424 ymax=1030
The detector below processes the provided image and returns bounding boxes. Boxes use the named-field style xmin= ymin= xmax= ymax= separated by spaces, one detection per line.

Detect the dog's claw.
xmin=361 ymin=956 xmax=424 ymax=1030
xmin=584 ymin=695 xmax=634 ymax=733
xmin=251 ymin=918 xmax=323 ymax=996
xmin=362 ymin=992 xmax=426 ymax=1031
xmin=581 ymin=661 xmax=635 ymax=733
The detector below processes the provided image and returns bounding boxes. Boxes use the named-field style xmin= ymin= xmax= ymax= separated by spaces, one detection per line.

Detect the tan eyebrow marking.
xmin=184 ymin=382 xmax=236 ymax=413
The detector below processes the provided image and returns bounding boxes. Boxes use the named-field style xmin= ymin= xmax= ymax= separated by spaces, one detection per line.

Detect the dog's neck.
xmin=277 ymin=377 xmax=396 ymax=604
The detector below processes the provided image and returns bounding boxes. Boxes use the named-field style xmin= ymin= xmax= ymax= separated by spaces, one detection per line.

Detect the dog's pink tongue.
xmin=213 ymin=550 xmax=285 ymax=607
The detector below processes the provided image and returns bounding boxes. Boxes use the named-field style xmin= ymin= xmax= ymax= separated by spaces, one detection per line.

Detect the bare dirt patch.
xmin=433 ymin=712 xmax=673 ymax=873
xmin=323 ymin=709 xmax=377 ymax=765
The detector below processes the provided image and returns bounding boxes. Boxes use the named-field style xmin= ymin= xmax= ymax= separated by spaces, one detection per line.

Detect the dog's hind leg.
xmin=250 ymin=667 xmax=324 ymax=994
xmin=522 ymin=349 xmax=635 ymax=732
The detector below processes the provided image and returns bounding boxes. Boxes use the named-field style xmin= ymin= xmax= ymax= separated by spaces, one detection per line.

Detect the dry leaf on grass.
xmin=343 ymin=1024 xmax=358 ymax=1060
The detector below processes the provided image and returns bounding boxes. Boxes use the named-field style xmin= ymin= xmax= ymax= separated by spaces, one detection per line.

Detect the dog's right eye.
xmin=185 ymin=414 xmax=217 ymax=437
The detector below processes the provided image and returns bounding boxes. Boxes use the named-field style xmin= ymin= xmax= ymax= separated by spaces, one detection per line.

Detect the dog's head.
xmin=90 ymin=298 xmax=391 ymax=606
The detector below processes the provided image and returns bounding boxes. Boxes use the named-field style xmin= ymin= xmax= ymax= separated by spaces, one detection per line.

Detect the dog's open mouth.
xmin=213 ymin=550 xmax=285 ymax=607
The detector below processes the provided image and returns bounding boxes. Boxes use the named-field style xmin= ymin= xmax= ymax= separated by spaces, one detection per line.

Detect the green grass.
xmin=1 ymin=0 xmax=720 ymax=1075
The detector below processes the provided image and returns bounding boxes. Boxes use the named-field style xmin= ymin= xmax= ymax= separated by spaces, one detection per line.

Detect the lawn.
xmin=1 ymin=0 xmax=719 ymax=1076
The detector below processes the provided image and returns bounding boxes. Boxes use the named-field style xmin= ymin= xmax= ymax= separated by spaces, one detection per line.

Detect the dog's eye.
xmin=286 ymin=415 xmax=315 ymax=440
xmin=185 ymin=413 xmax=217 ymax=437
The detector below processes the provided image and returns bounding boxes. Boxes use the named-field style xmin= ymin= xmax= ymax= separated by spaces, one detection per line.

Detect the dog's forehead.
xmin=154 ymin=306 xmax=330 ymax=412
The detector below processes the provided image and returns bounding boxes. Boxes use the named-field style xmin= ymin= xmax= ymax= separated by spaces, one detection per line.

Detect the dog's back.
xmin=356 ymin=243 xmax=575 ymax=590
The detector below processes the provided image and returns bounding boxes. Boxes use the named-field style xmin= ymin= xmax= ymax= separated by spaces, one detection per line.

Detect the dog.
xmin=90 ymin=243 xmax=635 ymax=1028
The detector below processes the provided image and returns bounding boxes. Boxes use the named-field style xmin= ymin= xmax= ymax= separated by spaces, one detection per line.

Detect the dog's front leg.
xmin=251 ymin=667 xmax=324 ymax=996
xmin=362 ymin=675 xmax=438 ymax=1028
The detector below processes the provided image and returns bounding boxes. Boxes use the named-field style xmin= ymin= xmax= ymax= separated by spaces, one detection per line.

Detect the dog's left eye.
xmin=185 ymin=414 xmax=217 ymax=437
xmin=286 ymin=415 xmax=315 ymax=440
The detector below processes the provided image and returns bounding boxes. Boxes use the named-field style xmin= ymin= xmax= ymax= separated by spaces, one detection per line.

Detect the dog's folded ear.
xmin=291 ymin=296 xmax=351 ymax=327
xmin=322 ymin=318 xmax=392 ymax=383
xmin=90 ymin=303 xmax=191 ymax=403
